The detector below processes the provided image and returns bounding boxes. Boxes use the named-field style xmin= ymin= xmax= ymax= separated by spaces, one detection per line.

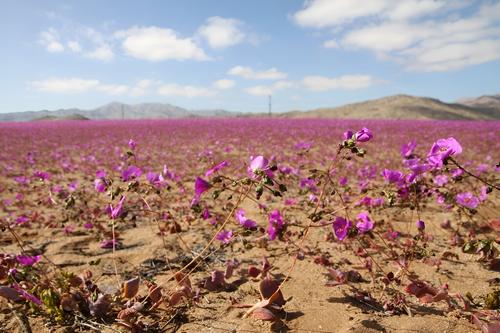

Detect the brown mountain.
xmin=282 ymin=94 xmax=499 ymax=120
xmin=457 ymin=94 xmax=500 ymax=117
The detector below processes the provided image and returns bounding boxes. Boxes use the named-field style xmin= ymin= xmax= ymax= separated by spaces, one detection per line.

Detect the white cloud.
xmin=97 ymin=84 xmax=129 ymax=95
xmin=296 ymin=0 xmax=500 ymax=72
xmin=198 ymin=16 xmax=245 ymax=49
xmin=29 ymin=78 xmax=100 ymax=93
xmin=116 ymin=26 xmax=208 ymax=61
xmin=213 ymin=79 xmax=235 ymax=90
xmin=85 ymin=44 xmax=114 ymax=61
xmin=228 ymin=66 xmax=287 ymax=80
xmin=302 ymin=75 xmax=376 ymax=91
xmin=39 ymin=28 xmax=64 ymax=53
xmin=244 ymin=80 xmax=293 ymax=96
xmin=130 ymin=79 xmax=152 ymax=97
xmin=67 ymin=40 xmax=82 ymax=52
xmin=157 ymin=84 xmax=215 ymax=98
xmin=323 ymin=39 xmax=339 ymax=49
xmin=293 ymin=0 xmax=389 ymax=28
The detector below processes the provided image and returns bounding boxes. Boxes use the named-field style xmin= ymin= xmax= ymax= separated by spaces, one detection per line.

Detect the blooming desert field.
xmin=0 ymin=119 xmax=499 ymax=332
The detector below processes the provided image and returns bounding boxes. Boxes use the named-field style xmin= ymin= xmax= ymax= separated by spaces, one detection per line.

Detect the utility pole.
xmin=268 ymin=95 xmax=272 ymax=117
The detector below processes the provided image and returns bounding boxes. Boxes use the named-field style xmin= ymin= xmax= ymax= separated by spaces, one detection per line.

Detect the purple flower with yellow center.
xmin=205 ymin=161 xmax=229 ymax=177
xmin=267 ymin=209 xmax=284 ymax=240
xmin=456 ymin=192 xmax=479 ymax=209
xmin=235 ymin=209 xmax=257 ymax=229
xmin=248 ymin=155 xmax=273 ymax=179
xmin=355 ymin=127 xmax=373 ymax=142
xmin=216 ymin=230 xmax=233 ymax=244
xmin=356 ymin=212 xmax=374 ymax=233
xmin=427 ymin=137 xmax=462 ymax=168
xmin=333 ymin=217 xmax=352 ymax=241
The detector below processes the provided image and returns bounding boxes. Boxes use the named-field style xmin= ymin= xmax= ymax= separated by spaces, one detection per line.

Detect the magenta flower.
xmin=194 ymin=177 xmax=211 ymax=198
xmin=109 ymin=196 xmax=125 ymax=219
xmin=416 ymin=220 xmax=425 ymax=230
xmin=100 ymin=239 xmax=120 ymax=249
xmin=13 ymin=284 xmax=42 ymax=306
xmin=96 ymin=169 xmax=106 ymax=178
xmin=68 ymin=181 xmax=78 ymax=192
xmin=121 ymin=165 xmax=142 ymax=181
xmin=343 ymin=130 xmax=354 ymax=140
xmin=216 ymin=230 xmax=233 ymax=244
xmin=16 ymin=255 xmax=42 ymax=266
xmin=267 ymin=209 xmax=284 ymax=240
xmin=427 ymin=137 xmax=462 ymax=168
xmin=356 ymin=212 xmax=374 ymax=233
xmin=202 ymin=208 xmax=211 ymax=220
xmin=401 ymin=141 xmax=417 ymax=158
xmin=456 ymin=192 xmax=479 ymax=209
xmin=248 ymin=156 xmax=273 ymax=179
xmin=128 ymin=139 xmax=137 ymax=150
xmin=333 ymin=217 xmax=352 ymax=241
xmin=382 ymin=169 xmax=404 ymax=184
xmin=94 ymin=179 xmax=106 ymax=192
xmin=33 ymin=170 xmax=51 ymax=181
xmin=235 ymin=209 xmax=257 ymax=229
xmin=205 ymin=161 xmax=229 ymax=177
xmin=15 ymin=216 xmax=29 ymax=225
xmin=433 ymin=175 xmax=448 ymax=186
xmin=355 ymin=128 xmax=373 ymax=142
xmin=14 ymin=176 xmax=29 ymax=185
xmin=146 ymin=171 xmax=166 ymax=188
xmin=479 ymin=186 xmax=488 ymax=202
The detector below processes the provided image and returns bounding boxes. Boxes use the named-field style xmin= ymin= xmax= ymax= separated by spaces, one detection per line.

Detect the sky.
xmin=1 ymin=0 xmax=500 ymax=113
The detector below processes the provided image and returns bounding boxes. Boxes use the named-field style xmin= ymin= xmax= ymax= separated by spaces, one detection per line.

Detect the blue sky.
xmin=1 ymin=0 xmax=500 ymax=113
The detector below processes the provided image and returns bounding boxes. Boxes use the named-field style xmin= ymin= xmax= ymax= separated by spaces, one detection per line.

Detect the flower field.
xmin=0 ymin=118 xmax=499 ymax=332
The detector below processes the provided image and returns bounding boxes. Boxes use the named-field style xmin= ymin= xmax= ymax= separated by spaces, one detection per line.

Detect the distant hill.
xmin=282 ymin=94 xmax=500 ymax=120
xmin=1 ymin=94 xmax=499 ymax=121
xmin=456 ymin=94 xmax=500 ymax=117
xmin=0 ymin=102 xmax=241 ymax=122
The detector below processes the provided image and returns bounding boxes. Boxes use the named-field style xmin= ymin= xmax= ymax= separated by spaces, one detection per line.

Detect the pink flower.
xmin=333 ymin=217 xmax=351 ymax=241
xmin=356 ymin=212 xmax=374 ymax=233
xmin=94 ymin=179 xmax=106 ymax=192
xmin=267 ymin=209 xmax=284 ymax=240
xmin=427 ymin=137 xmax=462 ymax=168
xmin=401 ymin=141 xmax=417 ymax=158
xmin=382 ymin=169 xmax=404 ymax=184
xmin=192 ymin=177 xmax=211 ymax=205
xmin=456 ymin=192 xmax=479 ymax=209
xmin=121 ymin=165 xmax=142 ymax=181
xmin=355 ymin=128 xmax=373 ymax=142
xmin=16 ymin=255 xmax=42 ymax=266
xmin=205 ymin=161 xmax=229 ymax=177
xmin=248 ymin=156 xmax=273 ymax=179
xmin=235 ymin=209 xmax=257 ymax=229
xmin=216 ymin=230 xmax=233 ymax=244
xmin=128 ymin=139 xmax=137 ymax=150
xmin=109 ymin=196 xmax=126 ymax=219
xmin=433 ymin=175 xmax=448 ymax=186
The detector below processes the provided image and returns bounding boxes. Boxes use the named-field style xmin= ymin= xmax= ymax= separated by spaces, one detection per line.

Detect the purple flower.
xmin=146 ymin=171 xmax=166 ymax=188
xmin=205 ymin=161 xmax=229 ymax=177
xmin=13 ymin=284 xmax=42 ymax=306
xmin=94 ymin=179 xmax=106 ymax=192
xmin=33 ymin=170 xmax=50 ymax=181
xmin=121 ymin=165 xmax=142 ymax=181
xmin=15 ymin=216 xmax=29 ymax=225
xmin=355 ymin=128 xmax=373 ymax=142
xmin=128 ymin=139 xmax=137 ymax=150
xmin=235 ymin=209 xmax=257 ymax=229
xmin=339 ymin=176 xmax=348 ymax=186
xmin=401 ymin=141 xmax=417 ymax=158
xmin=382 ymin=169 xmax=404 ymax=184
xmin=333 ymin=217 xmax=352 ymax=241
xmin=456 ymin=192 xmax=479 ymax=209
xmin=109 ymin=196 xmax=125 ymax=219
xmin=267 ymin=209 xmax=284 ymax=240
xmin=343 ymin=130 xmax=354 ymax=140
xmin=427 ymin=137 xmax=462 ymax=168
xmin=202 ymin=208 xmax=211 ymax=220
xmin=216 ymin=230 xmax=233 ymax=244
xmin=433 ymin=175 xmax=448 ymax=186
xmin=194 ymin=177 xmax=211 ymax=198
xmin=68 ymin=181 xmax=78 ymax=192
xmin=479 ymin=186 xmax=488 ymax=202
xmin=16 ymin=255 xmax=42 ymax=266
xmin=356 ymin=212 xmax=374 ymax=233
xmin=84 ymin=222 xmax=94 ymax=229
xmin=96 ymin=169 xmax=106 ymax=178
xmin=14 ymin=176 xmax=29 ymax=185
xmin=416 ymin=220 xmax=425 ymax=231
xmin=248 ymin=156 xmax=273 ymax=179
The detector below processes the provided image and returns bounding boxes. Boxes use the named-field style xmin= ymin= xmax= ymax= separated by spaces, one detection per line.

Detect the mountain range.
xmin=0 ymin=93 xmax=499 ymax=121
